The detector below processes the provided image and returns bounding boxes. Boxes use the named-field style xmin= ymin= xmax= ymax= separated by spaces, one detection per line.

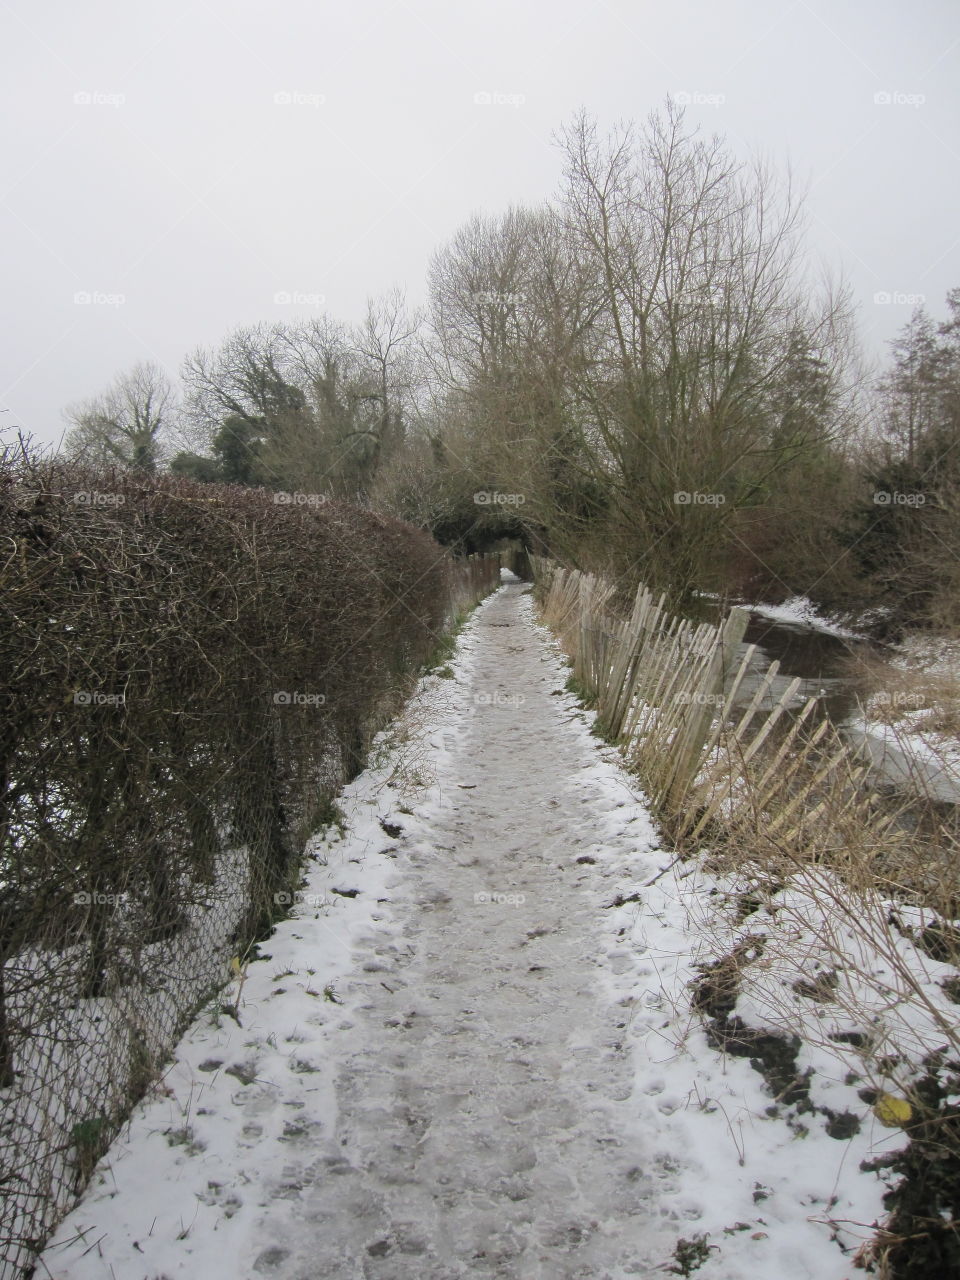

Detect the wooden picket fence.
xmin=534 ymin=558 xmax=900 ymax=866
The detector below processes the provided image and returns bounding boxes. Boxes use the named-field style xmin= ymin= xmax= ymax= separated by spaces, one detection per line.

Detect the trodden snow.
xmin=38 ymin=573 xmax=891 ymax=1279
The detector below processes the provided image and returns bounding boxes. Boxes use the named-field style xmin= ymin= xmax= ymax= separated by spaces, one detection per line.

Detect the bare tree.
xmin=182 ymin=324 xmax=306 ymax=439
xmin=423 ymin=205 xmax=600 ymax=554
xmin=556 ymin=103 xmax=857 ymax=597
xmin=272 ymin=312 xmax=406 ymax=501
xmin=63 ymin=362 xmax=177 ymax=473
xmin=353 ymin=288 xmax=420 ymax=470
xmin=181 ymin=323 xmax=318 ymax=490
xmin=180 ymin=310 xmax=424 ymax=502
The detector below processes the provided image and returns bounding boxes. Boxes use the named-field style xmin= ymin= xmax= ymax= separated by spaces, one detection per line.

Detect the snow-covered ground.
xmin=851 ymin=631 xmax=960 ymax=803
xmin=746 ymin=598 xmax=960 ymax=802
xmin=893 ymin=633 xmax=960 ymax=681
xmin=746 ymin=596 xmax=865 ymax=642
xmin=849 ymin=714 xmax=960 ymax=803
xmin=37 ymin=575 xmax=909 ymax=1280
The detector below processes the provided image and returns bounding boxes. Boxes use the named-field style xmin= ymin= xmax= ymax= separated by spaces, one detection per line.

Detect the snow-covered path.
xmin=38 ymin=576 xmax=893 ymax=1280
xmin=247 ymin=577 xmax=670 ymax=1277
xmin=39 ymin=577 xmax=675 ymax=1279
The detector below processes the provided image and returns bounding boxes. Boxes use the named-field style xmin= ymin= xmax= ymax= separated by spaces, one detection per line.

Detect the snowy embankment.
xmin=749 ymin=597 xmax=960 ymax=805
xmin=849 ymin=713 xmax=960 ymax=803
xmin=851 ymin=631 xmax=960 ymax=804
xmin=746 ymin=596 xmax=866 ymax=642
xmin=38 ymin=576 xmax=906 ymax=1279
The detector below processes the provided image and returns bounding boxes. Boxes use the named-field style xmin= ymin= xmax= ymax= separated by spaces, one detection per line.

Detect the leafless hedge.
xmin=0 ymin=442 xmax=498 ymax=1278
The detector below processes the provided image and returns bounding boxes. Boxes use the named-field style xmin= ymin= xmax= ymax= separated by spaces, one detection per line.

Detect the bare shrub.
xmin=0 ymin=437 xmax=489 ymax=1275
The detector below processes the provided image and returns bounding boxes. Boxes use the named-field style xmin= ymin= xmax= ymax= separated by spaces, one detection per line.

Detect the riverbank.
xmin=844 ymin=634 xmax=960 ymax=807
xmin=720 ymin=594 xmax=960 ymax=808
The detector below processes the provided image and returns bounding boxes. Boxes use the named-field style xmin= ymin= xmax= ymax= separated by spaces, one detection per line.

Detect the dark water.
xmin=733 ymin=610 xmax=867 ymax=723
xmin=686 ymin=596 xmax=869 ymax=722
xmin=687 ymin=598 xmax=959 ymax=805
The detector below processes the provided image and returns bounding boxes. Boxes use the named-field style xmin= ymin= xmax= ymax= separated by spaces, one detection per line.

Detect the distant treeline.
xmin=59 ymin=105 xmax=960 ymax=636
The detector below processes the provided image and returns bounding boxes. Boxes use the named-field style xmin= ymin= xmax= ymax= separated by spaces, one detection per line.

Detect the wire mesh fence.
xmin=0 ymin=442 xmax=500 ymax=1278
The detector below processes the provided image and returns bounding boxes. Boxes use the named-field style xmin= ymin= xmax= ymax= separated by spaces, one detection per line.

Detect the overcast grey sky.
xmin=2 ymin=0 xmax=958 ymax=449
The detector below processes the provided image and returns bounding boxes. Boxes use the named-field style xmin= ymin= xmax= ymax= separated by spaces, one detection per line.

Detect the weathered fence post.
xmin=664 ymin=606 xmax=749 ymax=812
